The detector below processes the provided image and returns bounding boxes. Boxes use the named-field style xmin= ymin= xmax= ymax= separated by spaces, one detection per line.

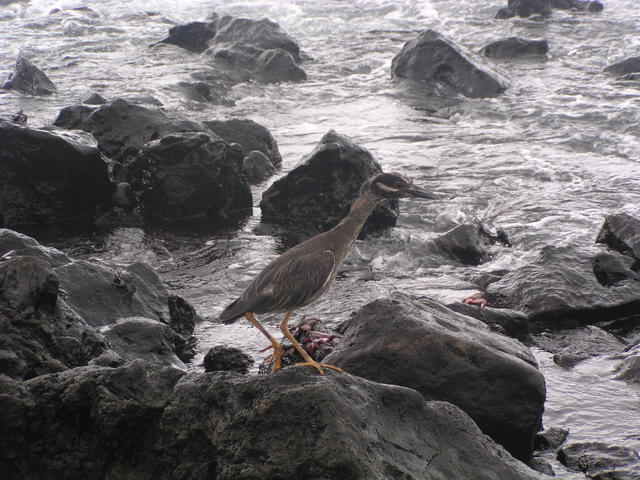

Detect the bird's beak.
xmin=406 ymin=185 xmax=439 ymax=199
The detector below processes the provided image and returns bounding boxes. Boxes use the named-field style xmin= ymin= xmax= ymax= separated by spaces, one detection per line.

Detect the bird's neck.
xmin=329 ymin=192 xmax=380 ymax=254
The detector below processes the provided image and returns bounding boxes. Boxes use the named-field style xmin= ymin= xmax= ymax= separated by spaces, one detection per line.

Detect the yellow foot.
xmin=294 ymin=361 xmax=342 ymax=375
xmin=272 ymin=345 xmax=284 ymax=371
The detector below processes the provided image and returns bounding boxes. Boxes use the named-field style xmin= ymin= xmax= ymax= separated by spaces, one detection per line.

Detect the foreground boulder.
xmin=259 ymin=130 xmax=398 ymax=241
xmin=481 ymin=37 xmax=549 ymax=58
xmin=0 ymin=363 xmax=544 ymax=480
xmin=486 ymin=244 xmax=640 ymax=330
xmin=0 ymin=229 xmax=198 ymax=379
xmin=391 ymin=29 xmax=507 ymax=98
xmin=3 ymin=56 xmax=57 ymax=95
xmin=326 ymin=294 xmax=546 ymax=462
xmin=0 ymin=122 xmax=113 ymax=228
xmin=134 ymin=131 xmax=252 ymax=224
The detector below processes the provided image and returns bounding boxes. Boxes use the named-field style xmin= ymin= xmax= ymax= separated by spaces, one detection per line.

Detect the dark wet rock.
xmin=242 ymin=150 xmax=276 ymax=184
xmin=53 ymin=104 xmax=97 ymax=129
xmin=0 ymin=122 xmax=113 ymax=228
xmin=260 ymin=130 xmax=398 ymax=241
xmin=392 ymin=29 xmax=507 ymax=98
xmin=176 ymin=80 xmax=232 ymax=104
xmin=529 ymin=456 xmax=555 ymax=476
xmin=0 ymin=364 xmax=544 ymax=480
xmin=485 ymin=245 xmax=640 ymax=330
xmin=203 ymin=345 xmax=254 ymax=374
xmin=446 ymin=301 xmax=530 ymax=341
xmin=551 ymin=0 xmax=603 ymax=12
xmin=53 ymin=98 xmax=211 ymax=165
xmin=213 ymin=15 xmax=301 ymax=61
xmin=464 ymin=268 xmax=512 ymax=291
xmin=102 ymin=317 xmax=187 ymax=369
xmin=82 ymin=92 xmax=107 ymax=105
xmin=3 ymin=56 xmax=57 ymax=95
xmin=604 ymin=56 xmax=640 ymax=77
xmin=596 ymin=212 xmax=640 ymax=264
xmin=612 ymin=341 xmax=640 ymax=384
xmin=481 ymin=37 xmax=549 ymax=58
xmin=160 ymin=21 xmax=217 ymax=53
xmin=326 ymin=294 xmax=546 ymax=462
xmin=532 ymin=326 xmax=626 ymax=368
xmin=204 ymin=118 xmax=282 ymax=168
xmin=134 ymin=131 xmax=252 ymax=224
xmin=433 ymin=223 xmax=511 ymax=265
xmin=253 ymin=48 xmax=307 ymax=83
xmin=535 ymin=426 xmax=569 ymax=451
xmin=592 ymin=253 xmax=638 ymax=287
xmin=558 ymin=442 xmax=640 ymax=479
xmin=0 ymin=231 xmax=198 ymax=379
xmin=495 ymin=0 xmax=552 ymax=19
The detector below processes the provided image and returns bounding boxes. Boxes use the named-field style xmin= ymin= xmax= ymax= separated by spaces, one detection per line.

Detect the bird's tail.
xmin=218 ymin=298 xmax=245 ymax=324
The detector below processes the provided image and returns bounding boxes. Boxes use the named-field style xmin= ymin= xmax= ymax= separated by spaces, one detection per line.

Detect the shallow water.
xmin=2 ymin=0 xmax=640 ymax=476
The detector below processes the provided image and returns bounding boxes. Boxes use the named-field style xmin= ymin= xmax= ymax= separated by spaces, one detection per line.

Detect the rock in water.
xmin=135 ymin=131 xmax=252 ymax=224
xmin=596 ymin=212 xmax=640 ymax=262
xmin=259 ymin=130 xmax=398 ymax=241
xmin=481 ymin=37 xmax=549 ymax=58
xmin=160 ymin=21 xmax=217 ymax=53
xmin=558 ymin=442 xmax=640 ymax=479
xmin=0 ymin=122 xmax=113 ymax=228
xmin=325 ymin=294 xmax=546 ymax=462
xmin=604 ymin=56 xmax=640 ymax=77
xmin=391 ymin=29 xmax=507 ymax=98
xmin=495 ymin=0 xmax=552 ymax=18
xmin=242 ymin=150 xmax=277 ymax=184
xmin=3 ymin=56 xmax=57 ymax=95
xmin=0 ymin=365 xmax=545 ymax=480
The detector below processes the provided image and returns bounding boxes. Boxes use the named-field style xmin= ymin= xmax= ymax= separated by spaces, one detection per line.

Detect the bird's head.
xmin=361 ymin=172 xmax=438 ymax=200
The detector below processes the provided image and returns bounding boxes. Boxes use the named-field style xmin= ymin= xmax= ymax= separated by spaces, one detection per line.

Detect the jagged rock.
xmin=596 ymin=212 xmax=640 ymax=263
xmin=204 ymin=118 xmax=282 ymax=168
xmin=535 ymin=426 xmax=570 ymax=451
xmin=82 ymin=92 xmax=107 ymax=105
xmin=485 ymin=245 xmax=640 ymax=330
xmin=0 ymin=364 xmax=545 ymax=480
xmin=446 ymin=301 xmax=530 ymax=340
xmin=529 ymin=456 xmax=555 ymax=476
xmin=391 ymin=29 xmax=507 ymax=98
xmin=52 ymin=104 xmax=97 ymax=129
xmin=259 ymin=130 xmax=398 ymax=241
xmin=592 ymin=253 xmax=638 ymax=287
xmin=481 ymin=37 xmax=549 ymax=58
xmin=160 ymin=21 xmax=217 ymax=53
xmin=134 ymin=131 xmax=252 ymax=224
xmin=3 ymin=56 xmax=57 ymax=95
xmin=176 ymin=80 xmax=232 ymax=104
xmin=495 ymin=0 xmax=552 ymax=19
xmin=558 ymin=442 xmax=640 ymax=479
xmin=325 ymin=294 xmax=546 ymax=462
xmin=203 ymin=345 xmax=254 ymax=374
xmin=433 ymin=223 xmax=511 ymax=265
xmin=531 ymin=326 xmax=626 ymax=367
xmin=241 ymin=150 xmax=275 ymax=184
xmin=253 ymin=48 xmax=307 ymax=83
xmin=0 ymin=122 xmax=113 ymax=228
xmin=604 ymin=57 xmax=640 ymax=77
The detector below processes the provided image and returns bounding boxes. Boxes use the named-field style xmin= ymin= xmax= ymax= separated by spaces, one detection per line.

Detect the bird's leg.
xmin=245 ymin=312 xmax=284 ymax=370
xmin=279 ymin=311 xmax=342 ymax=375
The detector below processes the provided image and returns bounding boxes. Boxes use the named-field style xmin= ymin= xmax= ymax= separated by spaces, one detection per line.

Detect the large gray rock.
xmin=596 ymin=212 xmax=640 ymax=264
xmin=203 ymin=118 xmax=282 ymax=168
xmin=391 ymin=29 xmax=507 ymax=98
xmin=0 ymin=363 xmax=544 ymax=480
xmin=259 ymin=130 xmax=398 ymax=241
xmin=325 ymin=294 xmax=546 ymax=462
xmin=486 ymin=244 xmax=640 ymax=330
xmin=135 ymin=131 xmax=252 ymax=224
xmin=0 ymin=122 xmax=113 ymax=228
xmin=160 ymin=21 xmax=217 ymax=53
xmin=3 ymin=56 xmax=57 ymax=95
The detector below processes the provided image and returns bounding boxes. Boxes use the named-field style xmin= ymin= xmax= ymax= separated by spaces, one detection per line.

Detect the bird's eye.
xmin=395 ymin=182 xmax=403 ymax=188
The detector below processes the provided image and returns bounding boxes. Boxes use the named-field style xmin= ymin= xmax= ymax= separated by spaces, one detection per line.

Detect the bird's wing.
xmin=219 ymin=247 xmax=336 ymax=323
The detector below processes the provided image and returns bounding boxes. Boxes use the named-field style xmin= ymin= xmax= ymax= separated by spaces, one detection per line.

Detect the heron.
xmin=218 ymin=172 xmax=437 ymax=374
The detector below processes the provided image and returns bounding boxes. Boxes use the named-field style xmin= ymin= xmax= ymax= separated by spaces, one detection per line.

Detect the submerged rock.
xmin=551 ymin=0 xmax=603 ymax=12
xmin=391 ymin=29 xmax=507 ymax=98
xmin=485 ymin=244 xmax=640 ymax=330
xmin=82 ymin=92 xmax=107 ymax=105
xmin=242 ymin=150 xmax=277 ymax=184
xmin=495 ymin=0 xmax=552 ymax=18
xmin=535 ymin=426 xmax=569 ymax=452
xmin=134 ymin=131 xmax=252 ymax=224
xmin=0 ymin=122 xmax=113 ymax=228
xmin=604 ymin=57 xmax=640 ymax=77
xmin=3 ymin=56 xmax=57 ymax=95
xmin=203 ymin=345 xmax=254 ymax=374
xmin=259 ymin=130 xmax=398 ymax=241
xmin=325 ymin=294 xmax=546 ymax=462
xmin=481 ymin=37 xmax=549 ymax=58
xmin=433 ymin=223 xmax=511 ymax=265
xmin=558 ymin=442 xmax=640 ymax=479
xmin=0 ymin=364 xmax=544 ymax=480
xmin=160 ymin=21 xmax=217 ymax=53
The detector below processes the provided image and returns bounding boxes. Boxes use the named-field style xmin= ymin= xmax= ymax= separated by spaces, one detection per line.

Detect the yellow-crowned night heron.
xmin=219 ymin=172 xmax=437 ymax=374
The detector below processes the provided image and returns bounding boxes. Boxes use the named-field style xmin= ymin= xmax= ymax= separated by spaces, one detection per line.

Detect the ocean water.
xmin=1 ymin=1 xmax=639 ymax=477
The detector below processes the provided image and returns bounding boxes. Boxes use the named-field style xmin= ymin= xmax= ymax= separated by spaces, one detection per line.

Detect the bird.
xmin=218 ymin=171 xmax=437 ymax=374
